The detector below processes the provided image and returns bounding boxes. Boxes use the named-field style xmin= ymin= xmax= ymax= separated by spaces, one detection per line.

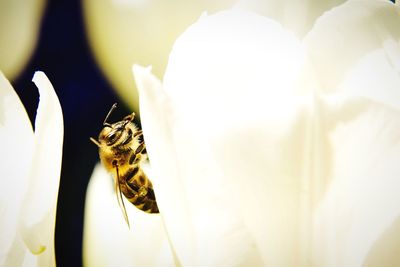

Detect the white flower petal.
xmin=164 ymin=9 xmax=309 ymax=117
xmin=313 ymin=100 xmax=400 ymax=267
xmin=362 ymin=214 xmax=400 ymax=266
xmin=133 ymin=64 xmax=192 ymax=265
xmin=303 ymin=1 xmax=400 ymax=265
xmin=235 ymin=0 xmax=346 ymax=37
xmin=18 ymin=71 xmax=63 ymax=265
xmin=136 ymin=3 xmax=400 ymax=266
xmin=83 ymin=164 xmax=174 ymax=267
xmin=0 ymin=72 xmax=34 ymax=266
xmin=157 ymin=9 xmax=316 ymax=265
xmin=304 ymin=0 xmax=400 ymax=110
xmin=135 ymin=63 xmax=266 ymax=266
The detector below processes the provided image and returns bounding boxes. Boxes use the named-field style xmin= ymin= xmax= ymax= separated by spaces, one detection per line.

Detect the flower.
xmin=0 ymin=71 xmax=63 ymax=266
xmin=86 ymin=1 xmax=400 ymax=266
xmin=134 ymin=2 xmax=400 ymax=266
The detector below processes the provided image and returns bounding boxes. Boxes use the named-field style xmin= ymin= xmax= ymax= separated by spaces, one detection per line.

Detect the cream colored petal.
xmin=305 ymin=2 xmax=400 ymax=265
xmin=0 ymin=0 xmax=46 ymax=80
xmin=133 ymin=64 xmax=191 ymax=266
xmin=82 ymin=0 xmax=236 ymax=111
xmin=235 ymin=0 xmax=346 ymax=37
xmin=362 ymin=215 xmax=400 ymax=266
xmin=137 ymin=4 xmax=400 ymax=266
xmin=0 ymin=72 xmax=34 ymax=266
xmin=135 ymin=65 xmax=255 ymax=266
xmin=159 ymin=9 xmax=317 ymax=265
xmin=136 ymin=64 xmax=266 ymax=266
xmin=304 ymin=0 xmax=400 ymax=110
xmin=18 ymin=72 xmax=63 ymax=266
xmin=312 ymin=99 xmax=400 ymax=267
xmin=83 ymin=164 xmax=174 ymax=267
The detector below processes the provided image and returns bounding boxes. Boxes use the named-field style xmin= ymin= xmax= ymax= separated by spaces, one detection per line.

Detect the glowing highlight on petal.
xmin=163 ymin=9 xmax=311 ymax=265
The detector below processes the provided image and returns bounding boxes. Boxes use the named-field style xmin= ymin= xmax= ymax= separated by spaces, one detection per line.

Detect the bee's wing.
xmin=114 ymin=165 xmax=130 ymax=228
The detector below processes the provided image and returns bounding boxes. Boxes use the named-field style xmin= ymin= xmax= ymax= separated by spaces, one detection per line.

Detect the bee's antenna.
xmin=103 ymin=103 xmax=118 ymax=127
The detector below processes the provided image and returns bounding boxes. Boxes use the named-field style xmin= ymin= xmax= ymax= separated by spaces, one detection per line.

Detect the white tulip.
xmin=86 ymin=1 xmax=400 ymax=266
xmin=0 ymin=72 xmax=63 ymax=266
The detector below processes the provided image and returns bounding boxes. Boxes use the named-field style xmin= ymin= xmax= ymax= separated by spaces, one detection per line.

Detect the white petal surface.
xmin=235 ymin=0 xmax=347 ymax=37
xmin=136 ymin=3 xmax=400 ymax=267
xmin=304 ymin=0 xmax=400 ymax=110
xmin=165 ymin=10 xmax=309 ymax=266
xmin=148 ymin=9 xmax=316 ymax=266
xmin=0 ymin=72 xmax=34 ymax=266
xmin=133 ymin=64 xmax=190 ymax=266
xmin=135 ymin=63 xmax=266 ymax=266
xmin=362 ymin=213 xmax=400 ymax=266
xmin=304 ymin=2 xmax=400 ymax=265
xmin=18 ymin=72 xmax=63 ymax=266
xmin=83 ymin=164 xmax=174 ymax=267
xmin=312 ymin=99 xmax=400 ymax=267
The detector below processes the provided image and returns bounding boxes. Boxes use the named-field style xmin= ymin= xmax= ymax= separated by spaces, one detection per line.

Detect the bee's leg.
xmin=123 ymin=113 xmax=135 ymax=122
xmin=129 ymin=153 xmax=141 ymax=165
xmin=128 ymin=144 xmax=147 ymax=165
xmin=135 ymin=131 xmax=147 ymax=153
xmin=133 ymin=129 xmax=143 ymax=138
xmin=134 ymin=142 xmax=146 ymax=155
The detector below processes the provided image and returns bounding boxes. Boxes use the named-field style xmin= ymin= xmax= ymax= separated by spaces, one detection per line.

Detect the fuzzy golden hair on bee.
xmin=90 ymin=103 xmax=159 ymax=228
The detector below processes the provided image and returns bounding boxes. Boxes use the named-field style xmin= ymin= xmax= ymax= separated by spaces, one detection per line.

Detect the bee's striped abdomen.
xmin=119 ymin=166 xmax=159 ymax=213
xmin=130 ymin=191 xmax=159 ymax=213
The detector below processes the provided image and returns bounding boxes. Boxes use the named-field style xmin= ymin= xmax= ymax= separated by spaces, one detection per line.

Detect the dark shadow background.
xmin=12 ymin=0 xmax=134 ymax=266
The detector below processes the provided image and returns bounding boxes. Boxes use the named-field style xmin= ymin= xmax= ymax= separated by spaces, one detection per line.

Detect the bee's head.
xmin=90 ymin=103 xmax=135 ymax=148
xmin=98 ymin=120 xmax=128 ymax=146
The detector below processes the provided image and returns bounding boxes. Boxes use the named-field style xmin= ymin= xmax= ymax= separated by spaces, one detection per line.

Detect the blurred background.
xmin=8 ymin=1 xmax=131 ymax=266
xmin=1 ymin=0 xmax=234 ymax=266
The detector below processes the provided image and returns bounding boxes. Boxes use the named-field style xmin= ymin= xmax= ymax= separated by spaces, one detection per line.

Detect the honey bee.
xmin=90 ymin=103 xmax=159 ymax=227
